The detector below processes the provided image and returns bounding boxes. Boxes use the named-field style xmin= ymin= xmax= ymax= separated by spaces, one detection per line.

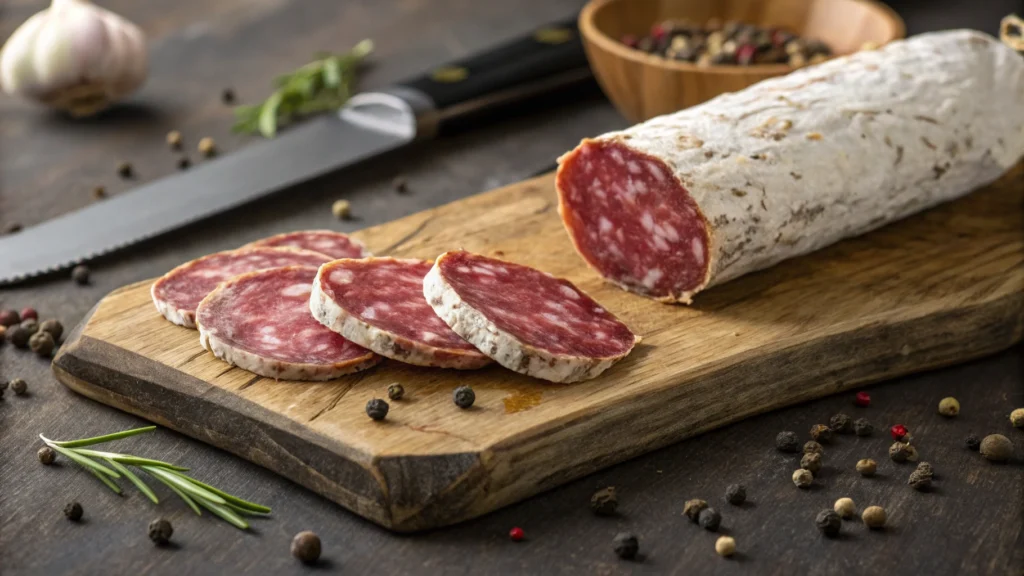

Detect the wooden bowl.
xmin=579 ymin=0 xmax=906 ymax=123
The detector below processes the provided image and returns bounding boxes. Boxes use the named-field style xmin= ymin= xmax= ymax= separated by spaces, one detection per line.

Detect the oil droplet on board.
xmin=502 ymin=389 xmax=543 ymax=414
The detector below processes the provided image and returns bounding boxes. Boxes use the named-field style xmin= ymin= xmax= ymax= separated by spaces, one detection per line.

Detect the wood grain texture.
xmin=52 ymin=163 xmax=1024 ymax=531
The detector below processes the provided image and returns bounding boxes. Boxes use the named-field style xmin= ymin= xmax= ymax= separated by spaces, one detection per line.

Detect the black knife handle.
xmin=397 ymin=17 xmax=591 ymax=134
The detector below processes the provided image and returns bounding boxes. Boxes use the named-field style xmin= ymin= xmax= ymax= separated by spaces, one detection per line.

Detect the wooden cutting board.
xmin=53 ymin=166 xmax=1024 ymax=532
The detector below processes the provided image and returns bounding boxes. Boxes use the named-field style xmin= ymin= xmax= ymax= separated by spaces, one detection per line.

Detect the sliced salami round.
xmin=243 ymin=230 xmax=369 ymax=259
xmin=311 ymin=258 xmax=491 ymax=369
xmin=423 ymin=251 xmax=639 ymax=383
xmin=196 ymin=266 xmax=379 ymax=380
xmin=151 ymin=247 xmax=331 ymax=328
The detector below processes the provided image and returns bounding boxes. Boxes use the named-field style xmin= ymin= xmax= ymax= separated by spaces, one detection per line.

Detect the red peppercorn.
xmin=891 ymin=424 xmax=908 ymax=441
xmin=509 ymin=527 xmax=525 ymax=542
xmin=651 ymin=23 xmax=667 ymax=40
xmin=855 ymin=391 xmax=871 ymax=407
xmin=20 ymin=307 xmax=38 ymax=321
xmin=736 ymin=44 xmax=757 ymax=65
xmin=620 ymin=34 xmax=639 ymax=48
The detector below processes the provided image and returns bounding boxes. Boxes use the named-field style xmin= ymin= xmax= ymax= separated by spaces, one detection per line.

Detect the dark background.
xmin=1 ymin=0 xmax=1022 ymax=574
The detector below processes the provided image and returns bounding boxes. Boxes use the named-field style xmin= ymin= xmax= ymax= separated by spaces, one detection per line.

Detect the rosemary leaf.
xmin=141 ymin=466 xmax=227 ymax=505
xmin=105 ymin=459 xmax=158 ymax=504
xmin=195 ymin=496 xmax=250 ymax=530
xmin=45 ymin=443 xmax=121 ymax=478
xmin=44 ymin=426 xmax=156 ymax=448
xmin=74 ymin=449 xmax=189 ymax=471
xmin=86 ymin=466 xmax=124 ymax=494
xmin=143 ymin=468 xmax=202 ymax=516
xmin=258 ymin=91 xmax=283 ymax=138
xmin=167 ymin=470 xmax=271 ymax=513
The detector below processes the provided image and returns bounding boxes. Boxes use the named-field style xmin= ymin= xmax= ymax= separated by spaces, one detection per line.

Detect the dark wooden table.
xmin=1 ymin=1 xmax=1022 ymax=574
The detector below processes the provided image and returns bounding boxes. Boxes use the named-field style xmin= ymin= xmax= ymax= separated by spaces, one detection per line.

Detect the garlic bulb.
xmin=0 ymin=0 xmax=147 ymax=116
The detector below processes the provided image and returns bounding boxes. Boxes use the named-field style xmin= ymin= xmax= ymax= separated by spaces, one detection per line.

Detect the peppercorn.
xmin=387 ymin=383 xmax=404 ymax=401
xmin=908 ymin=469 xmax=931 ymax=491
xmin=854 ymin=391 xmax=871 ymax=406
xmin=178 ymin=157 xmax=191 ymax=170
xmin=715 ymin=535 xmax=736 ymax=557
xmin=4 ymin=223 xmax=22 ymax=235
xmin=775 ymin=431 xmax=799 ymax=452
xmin=392 ymin=176 xmax=408 ymax=193
xmin=862 ymin=505 xmax=888 ymax=529
xmin=854 ymin=418 xmax=873 ymax=436
xmin=833 ymin=497 xmax=855 ymax=519
xmin=166 ymin=130 xmax=183 ymax=149
xmin=810 ymin=424 xmax=833 ymax=443
xmin=453 ymin=385 xmax=475 ymax=409
xmin=0 ymin=309 xmax=20 ymax=327
xmin=803 ymin=441 xmax=824 ymax=455
xmin=117 ymin=162 xmax=134 ymax=179
xmin=148 ymin=518 xmax=173 ymax=545
xmin=365 ymin=398 xmax=389 ymax=420
xmin=800 ymin=452 xmax=822 ymax=474
xmin=8 ymin=325 xmax=31 ymax=348
xmin=1009 ymin=408 xmax=1024 ymax=428
xmin=222 ymin=88 xmax=236 ymax=104
xmin=64 ymin=502 xmax=83 ymax=521
xmin=291 ymin=531 xmax=321 ymax=564
xmin=856 ymin=458 xmax=877 ymax=477
xmin=915 ymin=461 xmax=934 ymax=478
xmin=965 ymin=433 xmax=981 ymax=451
xmin=698 ymin=507 xmax=721 ymax=531
xmin=11 ymin=378 xmax=27 ymax=395
xmin=889 ymin=441 xmax=913 ymax=463
xmin=198 ymin=137 xmax=217 ymax=157
xmin=72 ymin=265 xmax=90 ymax=285
xmin=829 ymin=413 xmax=853 ymax=434
xmin=29 ymin=331 xmax=55 ymax=356
xmin=38 ymin=446 xmax=56 ymax=464
xmin=39 ymin=319 xmax=63 ymax=341
xmin=612 ymin=532 xmax=638 ymax=560
xmin=509 ymin=526 xmax=525 ymax=542
xmin=979 ymin=434 xmax=1013 ymax=462
xmin=683 ymin=498 xmax=708 ymax=521
xmin=890 ymin=424 xmax=908 ymax=441
xmin=20 ymin=307 xmax=38 ymax=321
xmin=724 ymin=483 xmax=746 ymax=505
xmin=92 ymin=186 xmax=106 ymax=200
xmin=815 ymin=509 xmax=841 ymax=537
xmin=792 ymin=469 xmax=813 ymax=488
xmin=20 ymin=319 xmax=38 ymax=335
xmin=332 ymin=199 xmax=351 ymax=220
xmin=590 ymin=486 xmax=618 ymax=516
xmin=938 ymin=397 xmax=960 ymax=417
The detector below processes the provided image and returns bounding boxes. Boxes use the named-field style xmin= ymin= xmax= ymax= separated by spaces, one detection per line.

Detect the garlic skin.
xmin=0 ymin=0 xmax=147 ymax=116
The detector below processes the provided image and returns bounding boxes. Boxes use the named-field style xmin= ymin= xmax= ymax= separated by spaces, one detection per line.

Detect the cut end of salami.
xmin=151 ymin=247 xmax=332 ymax=328
xmin=424 ymin=251 xmax=639 ymax=383
xmin=311 ymin=257 xmax=492 ymax=369
xmin=196 ymin=266 xmax=379 ymax=381
xmin=243 ymin=230 xmax=370 ymax=260
xmin=557 ymin=139 xmax=710 ymax=303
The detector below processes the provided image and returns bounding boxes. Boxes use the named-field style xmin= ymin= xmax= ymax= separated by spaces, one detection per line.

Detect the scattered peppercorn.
xmin=64 ymin=502 xmax=83 ymax=521
xmin=855 ymin=391 xmax=871 ymax=407
xmin=908 ymin=469 xmax=931 ymax=491
xmin=178 ymin=157 xmax=191 ymax=170
xmin=856 ymin=458 xmax=877 ymax=477
xmin=724 ymin=483 xmax=746 ymax=505
xmin=392 ymin=176 xmax=408 ymax=193
xmin=453 ymin=385 xmax=475 ymax=409
xmin=0 ymin=309 xmax=20 ymax=327
xmin=829 ymin=413 xmax=853 ymax=434
xmin=979 ymin=434 xmax=1013 ymax=462
xmin=889 ymin=441 xmax=913 ymax=463
xmin=72 ymin=265 xmax=90 ymax=285
xmin=221 ymin=88 xmax=236 ymax=104
xmin=915 ymin=461 xmax=934 ymax=478
xmin=938 ymin=397 xmax=960 ymax=417
xmin=862 ymin=505 xmax=887 ymax=528
xmin=792 ymin=469 xmax=813 ymax=488
xmin=40 ymin=319 xmax=63 ymax=340
xmin=612 ymin=532 xmax=639 ymax=560
xmin=815 ymin=509 xmax=841 ymax=537
xmin=20 ymin=319 xmax=39 ymax=335
xmin=509 ymin=526 xmax=525 ymax=542
xmin=365 ymin=398 xmax=389 ymax=420
xmin=590 ymin=486 xmax=618 ymax=516
xmin=833 ymin=497 xmax=855 ymax=519
xmin=1009 ymin=408 xmax=1024 ymax=428
xmin=8 ymin=325 xmax=31 ymax=348
xmin=148 ymin=518 xmax=173 ymax=545
xmin=715 ymin=535 xmax=736 ymax=557
xmin=117 ymin=162 xmax=134 ymax=179
xmin=29 ymin=331 xmax=55 ymax=356
xmin=11 ymin=378 xmax=27 ymax=395
xmin=803 ymin=441 xmax=824 ymax=455
xmin=331 ymin=199 xmax=351 ymax=220
xmin=891 ymin=424 xmax=908 ymax=441
xmin=854 ymin=418 xmax=873 ymax=436
xmin=965 ymin=433 xmax=981 ymax=451
xmin=800 ymin=452 xmax=822 ymax=474
xmin=38 ymin=446 xmax=56 ymax=464
xmin=810 ymin=424 xmax=833 ymax=443
xmin=166 ymin=130 xmax=183 ymax=150
xmin=20 ymin=307 xmax=38 ymax=321
xmin=198 ymin=137 xmax=217 ymax=157
xmin=775 ymin=431 xmax=799 ymax=452
xmin=683 ymin=498 xmax=708 ymax=521
xmin=92 ymin=186 xmax=106 ymax=200
xmin=698 ymin=507 xmax=721 ymax=531
xmin=387 ymin=383 xmax=405 ymax=401
xmin=291 ymin=531 xmax=321 ymax=564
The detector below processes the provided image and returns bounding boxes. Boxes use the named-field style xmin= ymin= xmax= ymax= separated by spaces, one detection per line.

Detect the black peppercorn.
xmin=590 ymin=486 xmax=618 ymax=516
xmin=38 ymin=446 xmax=56 ymax=464
xmin=387 ymin=383 xmax=405 ymax=401
xmin=775 ymin=431 xmax=799 ymax=452
xmin=92 ymin=186 xmax=106 ymax=200
xmin=39 ymin=319 xmax=64 ymax=341
xmin=803 ymin=441 xmax=824 ymax=455
xmin=0 ymin=309 xmax=20 ymax=327
xmin=392 ymin=176 xmax=408 ymax=193
xmin=908 ymin=469 xmax=932 ymax=491
xmin=64 ymin=502 xmax=83 ymax=521
xmin=724 ymin=483 xmax=746 ymax=505
xmin=698 ymin=507 xmax=722 ymax=531
xmin=222 ymin=88 xmax=236 ymax=104
xmin=291 ymin=531 xmax=321 ymax=564
xmin=365 ymin=398 xmax=389 ymax=420
xmin=30 ymin=331 xmax=55 ymax=356
xmin=11 ymin=378 xmax=27 ymax=395
xmin=178 ymin=157 xmax=191 ymax=170
xmin=20 ymin=319 xmax=39 ymax=335
xmin=683 ymin=498 xmax=708 ymax=522
xmin=148 ymin=518 xmax=174 ymax=545
xmin=72 ymin=265 xmax=90 ymax=285
xmin=453 ymin=385 xmax=475 ymax=409
xmin=854 ymin=418 xmax=873 ymax=436
xmin=965 ymin=433 xmax=981 ymax=451
xmin=8 ymin=325 xmax=31 ymax=348
xmin=4 ymin=223 xmax=22 ymax=235
xmin=829 ymin=413 xmax=853 ymax=434
xmin=810 ymin=424 xmax=833 ymax=443
xmin=815 ymin=509 xmax=841 ymax=537
xmin=889 ymin=441 xmax=914 ymax=463
xmin=613 ymin=532 xmax=639 ymax=560
xmin=800 ymin=452 xmax=822 ymax=474
xmin=117 ymin=162 xmax=134 ymax=179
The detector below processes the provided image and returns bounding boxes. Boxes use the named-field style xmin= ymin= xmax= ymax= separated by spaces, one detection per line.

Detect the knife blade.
xmin=0 ymin=17 xmax=591 ymax=285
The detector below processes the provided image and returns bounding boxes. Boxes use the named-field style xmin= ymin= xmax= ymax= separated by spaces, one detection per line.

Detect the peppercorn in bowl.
xmin=578 ymin=0 xmax=904 ymax=122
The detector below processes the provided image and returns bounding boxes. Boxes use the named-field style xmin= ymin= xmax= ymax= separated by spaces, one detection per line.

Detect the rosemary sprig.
xmin=234 ymin=39 xmax=373 ymax=138
xmin=40 ymin=426 xmax=269 ymax=530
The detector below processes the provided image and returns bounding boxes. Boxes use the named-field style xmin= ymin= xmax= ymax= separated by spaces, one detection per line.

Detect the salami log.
xmin=196 ymin=266 xmax=379 ymax=380
xmin=311 ymin=258 xmax=491 ymax=369
xmin=423 ymin=251 xmax=639 ymax=383
xmin=151 ymin=247 xmax=331 ymax=328
xmin=556 ymin=31 xmax=1024 ymax=303
xmin=244 ymin=230 xmax=369 ymax=259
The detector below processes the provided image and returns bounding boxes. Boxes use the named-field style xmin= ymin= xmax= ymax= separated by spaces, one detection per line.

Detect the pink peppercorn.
xmin=20 ymin=307 xmax=38 ymax=321
xmin=620 ymin=34 xmax=639 ymax=48
xmin=736 ymin=44 xmax=757 ymax=65
xmin=509 ymin=527 xmax=525 ymax=542
xmin=855 ymin=391 xmax=871 ymax=407
xmin=891 ymin=424 xmax=908 ymax=441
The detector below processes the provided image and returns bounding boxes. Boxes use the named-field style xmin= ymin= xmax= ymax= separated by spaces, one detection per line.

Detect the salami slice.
xmin=556 ymin=31 xmax=1024 ymax=303
xmin=151 ymin=247 xmax=331 ymax=328
xmin=196 ymin=266 xmax=379 ymax=380
xmin=423 ymin=251 xmax=639 ymax=383
xmin=243 ymin=230 xmax=369 ymax=259
xmin=311 ymin=258 xmax=491 ymax=369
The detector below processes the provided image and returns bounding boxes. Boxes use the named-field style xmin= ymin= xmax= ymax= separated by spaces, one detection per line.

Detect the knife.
xmin=0 ymin=18 xmax=592 ymax=285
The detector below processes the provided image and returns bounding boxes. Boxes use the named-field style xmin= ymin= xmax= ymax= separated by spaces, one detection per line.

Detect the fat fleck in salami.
xmin=196 ymin=266 xmax=379 ymax=380
xmin=556 ymin=31 xmax=1024 ymax=303
xmin=243 ymin=230 xmax=369 ymax=259
xmin=423 ymin=251 xmax=639 ymax=383
xmin=311 ymin=258 xmax=491 ymax=369
xmin=151 ymin=247 xmax=331 ymax=328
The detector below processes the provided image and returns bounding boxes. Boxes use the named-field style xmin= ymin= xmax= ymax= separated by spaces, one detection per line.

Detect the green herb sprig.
xmin=233 ymin=39 xmax=373 ymax=138
xmin=40 ymin=426 xmax=270 ymax=530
